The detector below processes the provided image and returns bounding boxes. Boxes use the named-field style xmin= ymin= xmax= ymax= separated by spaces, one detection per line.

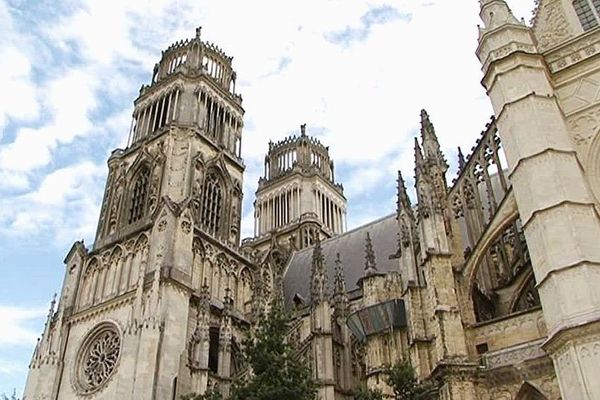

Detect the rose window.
xmin=75 ymin=323 xmax=121 ymax=394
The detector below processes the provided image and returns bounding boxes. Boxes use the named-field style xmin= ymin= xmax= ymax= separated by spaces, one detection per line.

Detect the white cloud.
xmin=0 ymin=161 xmax=106 ymax=246
xmin=0 ymin=0 xmax=538 ymax=244
xmin=0 ymin=305 xmax=46 ymax=347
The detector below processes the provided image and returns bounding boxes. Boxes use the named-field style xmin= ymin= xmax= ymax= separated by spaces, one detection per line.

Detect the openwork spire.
xmin=311 ymin=238 xmax=327 ymax=304
xmin=364 ymin=232 xmax=378 ymax=276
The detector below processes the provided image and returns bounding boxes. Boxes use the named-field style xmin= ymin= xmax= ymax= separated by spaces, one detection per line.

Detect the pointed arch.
xmin=127 ymin=163 xmax=151 ymax=224
xmin=201 ymin=169 xmax=225 ymax=237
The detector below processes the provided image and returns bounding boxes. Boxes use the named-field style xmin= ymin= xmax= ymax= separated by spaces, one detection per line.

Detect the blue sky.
xmin=0 ymin=0 xmax=535 ymax=395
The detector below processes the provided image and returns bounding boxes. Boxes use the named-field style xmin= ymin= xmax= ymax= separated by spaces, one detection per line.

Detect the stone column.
xmin=477 ymin=2 xmax=600 ymax=398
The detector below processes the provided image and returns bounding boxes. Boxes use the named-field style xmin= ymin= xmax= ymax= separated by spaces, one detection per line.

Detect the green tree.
xmin=182 ymin=387 xmax=223 ymax=400
xmin=230 ymin=304 xmax=316 ymax=400
xmin=386 ymin=360 xmax=430 ymax=400
xmin=354 ymin=387 xmax=384 ymax=400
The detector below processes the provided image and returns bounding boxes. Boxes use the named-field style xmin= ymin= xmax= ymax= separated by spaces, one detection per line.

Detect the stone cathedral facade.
xmin=23 ymin=1 xmax=600 ymax=399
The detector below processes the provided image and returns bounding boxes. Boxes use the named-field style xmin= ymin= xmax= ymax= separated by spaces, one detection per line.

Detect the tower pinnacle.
xmin=364 ymin=232 xmax=378 ymax=276
xmin=311 ymin=238 xmax=327 ymax=303
xmin=397 ymin=171 xmax=412 ymax=215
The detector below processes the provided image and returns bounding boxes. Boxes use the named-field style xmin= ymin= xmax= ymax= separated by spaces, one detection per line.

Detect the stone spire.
xmin=332 ymin=253 xmax=349 ymax=319
xmin=41 ymin=293 xmax=57 ymax=343
xmin=311 ymin=238 xmax=327 ymax=304
xmin=414 ymin=137 xmax=425 ymax=176
xmin=364 ymin=232 xmax=378 ymax=276
xmin=397 ymin=171 xmax=412 ymax=215
xmin=420 ymin=109 xmax=448 ymax=172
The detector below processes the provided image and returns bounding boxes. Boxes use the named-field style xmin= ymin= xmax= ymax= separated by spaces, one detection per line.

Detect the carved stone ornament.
xmin=74 ymin=323 xmax=121 ymax=395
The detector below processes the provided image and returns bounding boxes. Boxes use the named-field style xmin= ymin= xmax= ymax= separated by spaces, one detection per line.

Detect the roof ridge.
xmin=290 ymin=212 xmax=397 ymax=257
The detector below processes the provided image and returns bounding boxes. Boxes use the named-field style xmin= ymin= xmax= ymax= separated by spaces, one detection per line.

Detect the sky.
xmin=0 ymin=0 xmax=536 ymax=395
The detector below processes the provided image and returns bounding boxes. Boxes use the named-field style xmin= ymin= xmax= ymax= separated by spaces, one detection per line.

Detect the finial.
xmin=364 ymin=232 xmax=377 ymax=276
xmin=458 ymin=146 xmax=466 ymax=170
xmin=420 ymin=109 xmax=437 ymax=139
xmin=300 ymin=123 xmax=307 ymax=136
xmin=47 ymin=293 xmax=57 ymax=320
xmin=195 ymin=26 xmax=202 ymax=39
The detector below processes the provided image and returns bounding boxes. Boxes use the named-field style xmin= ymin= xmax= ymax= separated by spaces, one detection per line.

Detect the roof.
xmin=283 ymin=213 xmax=400 ymax=309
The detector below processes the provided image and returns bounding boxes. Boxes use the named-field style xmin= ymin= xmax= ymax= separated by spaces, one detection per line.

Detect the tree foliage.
xmin=182 ymin=387 xmax=223 ymax=400
xmin=182 ymin=304 xmax=316 ymax=400
xmin=230 ymin=304 xmax=316 ymax=400
xmin=386 ymin=360 xmax=430 ymax=400
xmin=354 ymin=387 xmax=384 ymax=400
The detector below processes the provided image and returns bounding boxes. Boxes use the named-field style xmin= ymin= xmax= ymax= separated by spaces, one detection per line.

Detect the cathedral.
xmin=22 ymin=1 xmax=600 ymax=399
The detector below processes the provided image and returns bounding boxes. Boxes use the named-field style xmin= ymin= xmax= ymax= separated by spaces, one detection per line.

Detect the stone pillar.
xmin=477 ymin=1 xmax=600 ymax=398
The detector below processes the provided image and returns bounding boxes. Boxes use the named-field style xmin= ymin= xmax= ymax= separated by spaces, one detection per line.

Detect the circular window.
xmin=75 ymin=323 xmax=121 ymax=395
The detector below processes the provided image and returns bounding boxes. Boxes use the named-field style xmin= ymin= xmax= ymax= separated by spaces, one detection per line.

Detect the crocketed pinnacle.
xmin=311 ymin=238 xmax=327 ymax=303
xmin=199 ymin=278 xmax=210 ymax=314
xmin=397 ymin=171 xmax=412 ymax=215
xmin=364 ymin=232 xmax=378 ymax=276
xmin=333 ymin=253 xmax=346 ymax=295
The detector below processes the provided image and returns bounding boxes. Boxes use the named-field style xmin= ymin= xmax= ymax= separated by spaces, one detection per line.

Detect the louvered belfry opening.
xmin=201 ymin=172 xmax=223 ymax=236
xmin=128 ymin=167 xmax=150 ymax=224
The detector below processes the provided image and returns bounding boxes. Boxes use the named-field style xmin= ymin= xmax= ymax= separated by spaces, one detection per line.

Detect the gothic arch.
xmin=123 ymin=162 xmax=152 ymax=225
xmin=200 ymin=168 xmax=228 ymax=238
xmin=463 ymin=189 xmax=519 ymax=292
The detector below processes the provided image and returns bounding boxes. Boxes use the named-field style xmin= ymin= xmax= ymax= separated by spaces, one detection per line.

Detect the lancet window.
xmin=128 ymin=166 xmax=150 ymax=224
xmin=129 ymin=87 xmax=180 ymax=145
xmin=574 ymin=0 xmax=600 ymax=30
xmin=201 ymin=172 xmax=223 ymax=236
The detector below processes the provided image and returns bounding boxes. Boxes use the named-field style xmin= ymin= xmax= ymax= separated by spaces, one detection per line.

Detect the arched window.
xmin=574 ymin=0 xmax=600 ymax=31
xmin=201 ymin=172 xmax=223 ymax=236
xmin=128 ymin=166 xmax=150 ymax=224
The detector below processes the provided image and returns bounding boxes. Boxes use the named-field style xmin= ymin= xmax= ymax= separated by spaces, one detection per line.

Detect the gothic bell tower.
xmin=24 ymin=28 xmax=257 ymax=400
xmin=245 ymin=124 xmax=347 ymax=254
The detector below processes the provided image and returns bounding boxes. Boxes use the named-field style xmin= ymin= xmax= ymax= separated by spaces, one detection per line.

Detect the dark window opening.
xmin=574 ymin=0 xmax=599 ymax=31
xmin=209 ymin=327 xmax=220 ymax=374
xmin=128 ymin=166 xmax=150 ymax=224
xmin=201 ymin=173 xmax=223 ymax=237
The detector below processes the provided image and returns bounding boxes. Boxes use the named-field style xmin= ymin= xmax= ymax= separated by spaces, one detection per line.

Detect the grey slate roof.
xmin=283 ymin=213 xmax=400 ymax=309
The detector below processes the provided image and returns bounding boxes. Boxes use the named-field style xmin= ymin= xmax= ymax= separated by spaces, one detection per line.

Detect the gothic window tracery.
xmin=75 ymin=323 xmax=121 ymax=394
xmin=128 ymin=166 xmax=150 ymax=224
xmin=574 ymin=0 xmax=600 ymax=30
xmin=201 ymin=172 xmax=224 ymax=237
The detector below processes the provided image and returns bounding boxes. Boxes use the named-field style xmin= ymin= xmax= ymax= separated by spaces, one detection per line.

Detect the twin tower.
xmin=23 ymin=26 xmax=347 ymax=400
xmin=23 ymin=1 xmax=600 ymax=399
